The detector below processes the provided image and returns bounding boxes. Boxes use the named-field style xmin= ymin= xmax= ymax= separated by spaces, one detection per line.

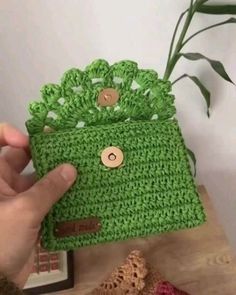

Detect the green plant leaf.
xmin=182 ymin=18 xmax=236 ymax=48
xmin=172 ymin=74 xmax=211 ymax=117
xmin=187 ymin=148 xmax=197 ymax=177
xmin=196 ymin=4 xmax=236 ymax=14
xmin=181 ymin=53 xmax=234 ymax=84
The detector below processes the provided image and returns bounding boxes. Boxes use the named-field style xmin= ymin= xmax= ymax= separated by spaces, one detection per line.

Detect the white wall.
xmin=1 ymin=0 xmax=236 ymax=250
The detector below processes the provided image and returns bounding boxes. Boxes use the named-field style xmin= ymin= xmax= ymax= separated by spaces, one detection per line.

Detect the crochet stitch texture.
xmin=26 ymin=59 xmax=206 ymax=251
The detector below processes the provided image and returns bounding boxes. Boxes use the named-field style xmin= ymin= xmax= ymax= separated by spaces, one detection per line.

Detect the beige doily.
xmin=89 ymin=250 xmax=190 ymax=295
xmin=90 ymin=250 xmax=148 ymax=295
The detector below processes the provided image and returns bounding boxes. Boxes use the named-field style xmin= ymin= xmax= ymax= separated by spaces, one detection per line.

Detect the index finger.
xmin=0 ymin=123 xmax=28 ymax=148
xmin=3 ymin=147 xmax=31 ymax=173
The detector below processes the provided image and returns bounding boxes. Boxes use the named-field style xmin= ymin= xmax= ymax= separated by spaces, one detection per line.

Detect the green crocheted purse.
xmin=26 ymin=59 xmax=206 ymax=251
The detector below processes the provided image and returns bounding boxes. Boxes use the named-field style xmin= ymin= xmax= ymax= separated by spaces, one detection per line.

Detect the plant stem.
xmin=166 ymin=9 xmax=189 ymax=69
xmin=163 ymin=2 xmax=194 ymax=80
xmin=163 ymin=0 xmax=205 ymax=81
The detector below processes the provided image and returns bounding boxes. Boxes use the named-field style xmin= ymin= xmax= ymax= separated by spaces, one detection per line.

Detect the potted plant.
xmin=162 ymin=0 xmax=236 ymax=170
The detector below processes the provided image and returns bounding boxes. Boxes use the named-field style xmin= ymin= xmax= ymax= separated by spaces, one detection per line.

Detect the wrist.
xmin=0 ymin=273 xmax=23 ymax=295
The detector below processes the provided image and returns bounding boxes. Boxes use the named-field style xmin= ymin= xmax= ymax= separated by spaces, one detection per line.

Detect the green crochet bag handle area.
xmin=26 ymin=59 xmax=206 ymax=251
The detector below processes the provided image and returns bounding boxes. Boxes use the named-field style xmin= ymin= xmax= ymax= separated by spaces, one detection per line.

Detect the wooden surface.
xmin=56 ymin=186 xmax=236 ymax=295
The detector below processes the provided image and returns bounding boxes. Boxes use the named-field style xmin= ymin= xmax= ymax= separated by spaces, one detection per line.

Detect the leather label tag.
xmin=55 ymin=217 xmax=101 ymax=238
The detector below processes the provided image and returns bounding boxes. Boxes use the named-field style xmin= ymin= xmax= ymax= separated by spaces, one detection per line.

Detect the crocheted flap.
xmin=30 ymin=119 xmax=205 ymax=251
xmin=26 ymin=59 xmax=175 ymax=134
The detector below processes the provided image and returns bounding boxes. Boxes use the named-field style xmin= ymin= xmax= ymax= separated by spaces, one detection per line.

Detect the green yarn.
xmin=26 ymin=59 xmax=175 ymax=134
xmin=26 ymin=59 xmax=206 ymax=251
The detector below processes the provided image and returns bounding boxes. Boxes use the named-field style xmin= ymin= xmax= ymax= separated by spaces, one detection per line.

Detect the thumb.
xmin=20 ymin=164 xmax=77 ymax=222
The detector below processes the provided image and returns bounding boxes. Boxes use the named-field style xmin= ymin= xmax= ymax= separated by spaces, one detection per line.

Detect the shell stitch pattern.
xmin=26 ymin=59 xmax=175 ymax=135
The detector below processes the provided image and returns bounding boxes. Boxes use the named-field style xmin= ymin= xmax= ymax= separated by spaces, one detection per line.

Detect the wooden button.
xmin=101 ymin=146 xmax=124 ymax=168
xmin=97 ymin=88 xmax=119 ymax=106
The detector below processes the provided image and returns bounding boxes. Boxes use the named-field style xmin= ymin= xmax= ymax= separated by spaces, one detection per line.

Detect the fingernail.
xmin=60 ymin=164 xmax=77 ymax=183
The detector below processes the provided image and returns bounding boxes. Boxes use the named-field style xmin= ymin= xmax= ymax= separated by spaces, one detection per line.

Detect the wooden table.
xmin=56 ymin=186 xmax=236 ymax=295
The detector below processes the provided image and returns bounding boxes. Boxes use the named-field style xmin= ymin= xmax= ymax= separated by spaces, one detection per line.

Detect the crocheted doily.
xmin=90 ymin=250 xmax=190 ymax=295
xmin=90 ymin=250 xmax=148 ymax=295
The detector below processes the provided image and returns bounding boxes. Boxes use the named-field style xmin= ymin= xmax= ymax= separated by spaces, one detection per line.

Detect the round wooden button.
xmin=101 ymin=146 xmax=124 ymax=168
xmin=97 ymin=88 xmax=119 ymax=106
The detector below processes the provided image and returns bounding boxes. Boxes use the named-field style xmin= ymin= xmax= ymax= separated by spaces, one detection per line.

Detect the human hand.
xmin=0 ymin=123 xmax=77 ymax=288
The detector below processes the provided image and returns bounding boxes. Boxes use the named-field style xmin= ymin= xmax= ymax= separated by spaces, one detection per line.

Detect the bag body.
xmin=26 ymin=60 xmax=205 ymax=251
